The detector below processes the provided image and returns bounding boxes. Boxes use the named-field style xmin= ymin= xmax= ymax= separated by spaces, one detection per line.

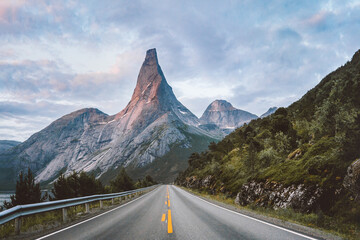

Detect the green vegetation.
xmin=3 ymin=168 xmax=46 ymax=209
xmin=51 ymin=168 xmax=157 ymax=199
xmin=109 ymin=167 xmax=135 ymax=192
xmin=135 ymin=175 xmax=157 ymax=188
xmin=52 ymin=171 xmax=105 ymax=200
xmin=177 ymin=50 xmax=360 ymax=236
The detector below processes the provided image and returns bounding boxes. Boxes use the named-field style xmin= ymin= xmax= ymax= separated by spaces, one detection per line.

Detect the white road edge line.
xmin=174 ymin=185 xmax=318 ymax=240
xmin=36 ymin=187 xmax=160 ymax=240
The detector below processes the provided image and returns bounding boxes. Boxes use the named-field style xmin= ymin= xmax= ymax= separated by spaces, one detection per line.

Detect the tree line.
xmin=1 ymin=167 xmax=157 ymax=210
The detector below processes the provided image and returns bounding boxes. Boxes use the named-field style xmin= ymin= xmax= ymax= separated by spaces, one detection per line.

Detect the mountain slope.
xmin=0 ymin=140 xmax=21 ymax=152
xmin=200 ymin=100 xmax=258 ymax=133
xmin=260 ymin=107 xmax=277 ymax=118
xmin=177 ymin=49 xmax=360 ymax=221
xmin=0 ymin=49 xmax=217 ymax=189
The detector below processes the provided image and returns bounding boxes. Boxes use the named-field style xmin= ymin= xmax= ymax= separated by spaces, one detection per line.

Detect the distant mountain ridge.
xmin=200 ymin=99 xmax=272 ymax=135
xmin=200 ymin=100 xmax=258 ymax=129
xmin=260 ymin=107 xmax=278 ymax=118
xmin=0 ymin=49 xmax=217 ymax=189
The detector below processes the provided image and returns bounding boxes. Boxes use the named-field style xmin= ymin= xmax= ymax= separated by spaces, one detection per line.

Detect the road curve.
xmin=36 ymin=185 xmax=319 ymax=240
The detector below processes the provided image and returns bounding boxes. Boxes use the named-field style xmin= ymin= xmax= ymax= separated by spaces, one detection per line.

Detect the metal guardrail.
xmin=0 ymin=185 xmax=158 ymax=234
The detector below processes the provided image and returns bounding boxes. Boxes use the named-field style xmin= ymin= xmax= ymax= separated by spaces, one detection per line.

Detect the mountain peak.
xmin=115 ymin=49 xmax=199 ymax=126
xmin=115 ymin=48 xmax=167 ymax=118
xmin=200 ymin=100 xmax=258 ymax=130
xmin=144 ymin=48 xmax=158 ymax=65
xmin=133 ymin=48 xmax=165 ymax=98
xmin=207 ymin=100 xmax=236 ymax=111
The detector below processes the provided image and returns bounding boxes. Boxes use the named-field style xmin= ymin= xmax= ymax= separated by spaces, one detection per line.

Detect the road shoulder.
xmin=176 ymin=186 xmax=342 ymax=240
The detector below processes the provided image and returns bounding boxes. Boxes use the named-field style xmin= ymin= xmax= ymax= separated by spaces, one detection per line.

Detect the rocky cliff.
xmin=0 ymin=49 xmax=217 ymax=189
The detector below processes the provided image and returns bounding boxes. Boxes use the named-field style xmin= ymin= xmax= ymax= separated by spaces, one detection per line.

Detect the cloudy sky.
xmin=1 ymin=0 xmax=359 ymax=141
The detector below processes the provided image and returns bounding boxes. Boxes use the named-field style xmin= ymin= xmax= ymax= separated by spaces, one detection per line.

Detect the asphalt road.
xmin=37 ymin=185 xmax=318 ymax=240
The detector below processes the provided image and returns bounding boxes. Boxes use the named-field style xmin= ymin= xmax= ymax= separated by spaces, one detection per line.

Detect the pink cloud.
xmin=0 ymin=0 xmax=26 ymax=23
xmin=304 ymin=11 xmax=328 ymax=26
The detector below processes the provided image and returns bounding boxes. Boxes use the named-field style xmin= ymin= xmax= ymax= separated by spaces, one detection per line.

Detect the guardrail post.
xmin=85 ymin=203 xmax=90 ymax=213
xmin=15 ymin=217 xmax=21 ymax=235
xmin=62 ymin=208 xmax=67 ymax=223
xmin=112 ymin=198 xmax=114 ymax=205
xmin=100 ymin=200 xmax=103 ymax=209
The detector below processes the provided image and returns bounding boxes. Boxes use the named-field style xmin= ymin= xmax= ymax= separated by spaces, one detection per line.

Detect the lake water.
xmin=0 ymin=192 xmax=12 ymax=206
xmin=0 ymin=191 xmax=52 ymax=209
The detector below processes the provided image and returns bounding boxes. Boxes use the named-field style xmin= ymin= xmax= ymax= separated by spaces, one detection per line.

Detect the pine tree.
xmin=51 ymin=171 xmax=104 ymax=200
xmin=3 ymin=168 xmax=43 ymax=209
xmin=51 ymin=173 xmax=72 ymax=200
xmin=78 ymin=172 xmax=104 ymax=196
xmin=110 ymin=168 xmax=134 ymax=192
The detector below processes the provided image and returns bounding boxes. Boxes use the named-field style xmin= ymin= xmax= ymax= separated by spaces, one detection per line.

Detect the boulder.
xmin=343 ymin=158 xmax=360 ymax=200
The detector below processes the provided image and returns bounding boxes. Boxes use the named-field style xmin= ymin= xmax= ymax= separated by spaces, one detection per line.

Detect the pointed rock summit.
xmin=116 ymin=48 xmax=199 ymax=128
xmin=200 ymin=100 xmax=258 ymax=131
xmin=117 ymin=48 xmax=166 ymax=115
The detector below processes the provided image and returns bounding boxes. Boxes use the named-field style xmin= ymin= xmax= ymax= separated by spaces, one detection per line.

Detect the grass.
xmin=0 ymin=209 xmax=63 ymax=238
xmin=0 ymin=219 xmax=15 ymax=238
xmin=180 ymin=186 xmax=360 ymax=240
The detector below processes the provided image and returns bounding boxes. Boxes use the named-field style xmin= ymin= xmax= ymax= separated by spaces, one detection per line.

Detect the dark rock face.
xmin=234 ymin=180 xmax=323 ymax=213
xmin=343 ymin=159 xmax=360 ymax=200
xmin=178 ymin=175 xmax=324 ymax=213
xmin=183 ymin=176 xmax=201 ymax=189
xmin=200 ymin=100 xmax=258 ymax=132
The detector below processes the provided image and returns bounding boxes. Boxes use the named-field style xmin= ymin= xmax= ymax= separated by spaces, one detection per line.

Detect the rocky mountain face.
xmin=0 ymin=49 xmax=217 ymax=189
xmin=260 ymin=107 xmax=278 ymax=118
xmin=0 ymin=140 xmax=21 ymax=152
xmin=200 ymin=100 xmax=258 ymax=134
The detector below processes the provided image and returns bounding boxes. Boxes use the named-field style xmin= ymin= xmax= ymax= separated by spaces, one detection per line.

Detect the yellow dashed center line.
xmin=167 ymin=209 xmax=173 ymax=233
xmin=162 ymin=186 xmax=173 ymax=234
xmin=161 ymin=186 xmax=173 ymax=233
